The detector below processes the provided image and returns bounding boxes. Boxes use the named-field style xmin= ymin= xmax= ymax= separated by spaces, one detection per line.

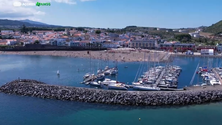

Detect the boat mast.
xmin=190 ymin=63 xmax=199 ymax=85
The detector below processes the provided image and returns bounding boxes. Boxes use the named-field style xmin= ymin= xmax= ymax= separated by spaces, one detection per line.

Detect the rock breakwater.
xmin=1 ymin=79 xmax=222 ymax=106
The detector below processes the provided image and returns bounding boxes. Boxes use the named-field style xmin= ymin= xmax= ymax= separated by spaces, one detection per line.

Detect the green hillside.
xmin=204 ymin=20 xmax=222 ymax=34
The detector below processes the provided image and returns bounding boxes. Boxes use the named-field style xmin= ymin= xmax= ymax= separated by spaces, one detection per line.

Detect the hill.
xmin=19 ymin=19 xmax=48 ymax=26
xmin=204 ymin=20 xmax=222 ymax=34
xmin=0 ymin=19 xmax=68 ymax=28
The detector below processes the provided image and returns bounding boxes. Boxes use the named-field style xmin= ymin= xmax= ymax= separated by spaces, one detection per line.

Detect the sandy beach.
xmin=0 ymin=49 xmax=170 ymax=62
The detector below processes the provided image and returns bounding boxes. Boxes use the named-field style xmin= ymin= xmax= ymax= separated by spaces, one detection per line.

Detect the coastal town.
xmin=0 ymin=26 xmax=222 ymax=55
xmin=2 ymin=0 xmax=222 ymax=124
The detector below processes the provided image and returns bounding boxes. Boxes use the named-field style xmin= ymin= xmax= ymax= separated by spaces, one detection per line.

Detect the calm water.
xmin=0 ymin=54 xmax=222 ymax=125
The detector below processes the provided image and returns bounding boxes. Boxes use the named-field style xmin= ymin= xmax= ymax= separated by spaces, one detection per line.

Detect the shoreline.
xmin=0 ymin=50 xmax=170 ymax=62
xmin=1 ymin=79 xmax=222 ymax=106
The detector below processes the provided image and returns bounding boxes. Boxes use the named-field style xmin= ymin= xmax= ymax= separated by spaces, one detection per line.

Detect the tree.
xmin=83 ymin=30 xmax=88 ymax=33
xmin=174 ymin=34 xmax=191 ymax=43
xmin=76 ymin=27 xmax=85 ymax=31
xmin=95 ymin=30 xmax=101 ymax=34
xmin=34 ymin=40 xmax=40 ymax=44
xmin=21 ymin=24 xmax=28 ymax=34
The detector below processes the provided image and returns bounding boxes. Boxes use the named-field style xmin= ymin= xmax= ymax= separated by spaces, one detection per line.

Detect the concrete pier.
xmin=1 ymin=79 xmax=222 ymax=106
xmin=155 ymin=68 xmax=166 ymax=85
xmin=212 ymin=68 xmax=222 ymax=84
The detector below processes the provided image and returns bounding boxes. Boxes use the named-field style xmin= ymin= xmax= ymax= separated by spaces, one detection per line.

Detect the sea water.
xmin=0 ymin=55 xmax=222 ymax=125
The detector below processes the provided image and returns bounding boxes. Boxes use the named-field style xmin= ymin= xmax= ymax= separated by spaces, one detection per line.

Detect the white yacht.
xmin=132 ymin=81 xmax=143 ymax=86
xmin=101 ymin=78 xmax=117 ymax=85
xmin=209 ymin=80 xmax=221 ymax=85
xmin=108 ymin=83 xmax=127 ymax=90
xmin=133 ymin=85 xmax=160 ymax=91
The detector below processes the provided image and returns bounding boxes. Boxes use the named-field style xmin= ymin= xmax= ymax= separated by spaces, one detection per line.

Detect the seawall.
xmin=1 ymin=79 xmax=222 ymax=106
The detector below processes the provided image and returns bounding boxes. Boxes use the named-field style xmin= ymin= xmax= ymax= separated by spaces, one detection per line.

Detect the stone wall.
xmin=1 ymin=79 xmax=222 ymax=106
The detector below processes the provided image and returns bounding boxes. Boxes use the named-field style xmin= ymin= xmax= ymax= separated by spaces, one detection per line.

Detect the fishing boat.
xmin=133 ymin=85 xmax=160 ymax=91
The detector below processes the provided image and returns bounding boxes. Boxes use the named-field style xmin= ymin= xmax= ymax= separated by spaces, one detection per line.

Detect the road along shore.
xmin=1 ymin=79 xmax=222 ymax=106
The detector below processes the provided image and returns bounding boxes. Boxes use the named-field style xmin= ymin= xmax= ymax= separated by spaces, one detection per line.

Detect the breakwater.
xmin=1 ymin=79 xmax=222 ymax=106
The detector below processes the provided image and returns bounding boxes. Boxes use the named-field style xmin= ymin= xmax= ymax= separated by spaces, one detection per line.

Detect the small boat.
xmin=104 ymin=70 xmax=110 ymax=75
xmin=124 ymin=66 xmax=128 ymax=68
xmin=57 ymin=70 xmax=60 ymax=75
xmin=97 ymin=69 xmax=103 ymax=74
xmin=97 ymin=74 xmax=105 ymax=81
xmin=110 ymin=69 xmax=118 ymax=75
xmin=133 ymin=85 xmax=160 ymax=91
xmin=89 ymin=81 xmax=101 ymax=87
xmin=104 ymin=66 xmax=109 ymax=70
xmin=83 ymin=73 xmax=91 ymax=79
xmin=132 ymin=81 xmax=143 ymax=86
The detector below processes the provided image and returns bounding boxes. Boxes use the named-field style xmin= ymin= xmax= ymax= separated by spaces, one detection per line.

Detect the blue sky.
xmin=1 ymin=0 xmax=222 ymax=28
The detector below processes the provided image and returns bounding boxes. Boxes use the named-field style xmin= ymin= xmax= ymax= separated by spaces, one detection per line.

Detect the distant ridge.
xmin=0 ymin=19 xmax=70 ymax=28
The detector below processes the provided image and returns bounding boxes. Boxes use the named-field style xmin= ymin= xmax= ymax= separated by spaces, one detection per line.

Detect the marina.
xmin=1 ymin=54 xmax=222 ymax=125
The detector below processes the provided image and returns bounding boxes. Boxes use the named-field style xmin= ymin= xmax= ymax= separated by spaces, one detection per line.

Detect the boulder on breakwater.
xmin=1 ymin=79 xmax=222 ymax=106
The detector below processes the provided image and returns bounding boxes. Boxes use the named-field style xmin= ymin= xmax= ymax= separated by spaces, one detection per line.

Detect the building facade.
xmin=129 ymin=40 xmax=157 ymax=49
xmin=160 ymin=43 xmax=195 ymax=52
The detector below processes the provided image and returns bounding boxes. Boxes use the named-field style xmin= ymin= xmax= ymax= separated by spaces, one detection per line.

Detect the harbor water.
xmin=0 ymin=55 xmax=222 ymax=125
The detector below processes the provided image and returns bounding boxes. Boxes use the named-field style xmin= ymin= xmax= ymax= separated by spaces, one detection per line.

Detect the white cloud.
xmin=80 ymin=0 xmax=95 ymax=2
xmin=0 ymin=0 xmax=77 ymax=21
xmin=0 ymin=0 xmax=45 ymax=20
xmin=54 ymin=0 xmax=76 ymax=4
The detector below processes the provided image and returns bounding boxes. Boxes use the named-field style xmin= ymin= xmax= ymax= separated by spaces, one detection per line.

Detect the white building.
xmin=1 ymin=30 xmax=14 ymax=34
xmin=13 ymin=35 xmax=21 ymax=39
xmin=201 ymin=49 xmax=214 ymax=55
xmin=189 ymin=32 xmax=200 ymax=38
xmin=6 ymin=40 xmax=17 ymax=45
xmin=102 ymin=41 xmax=119 ymax=48
xmin=179 ymin=30 xmax=188 ymax=33
xmin=217 ymin=44 xmax=222 ymax=53
xmin=69 ymin=41 xmax=80 ymax=47
xmin=129 ymin=39 xmax=158 ymax=49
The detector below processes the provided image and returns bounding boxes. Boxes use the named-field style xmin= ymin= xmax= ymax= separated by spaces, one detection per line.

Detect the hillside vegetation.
xmin=204 ymin=20 xmax=222 ymax=34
